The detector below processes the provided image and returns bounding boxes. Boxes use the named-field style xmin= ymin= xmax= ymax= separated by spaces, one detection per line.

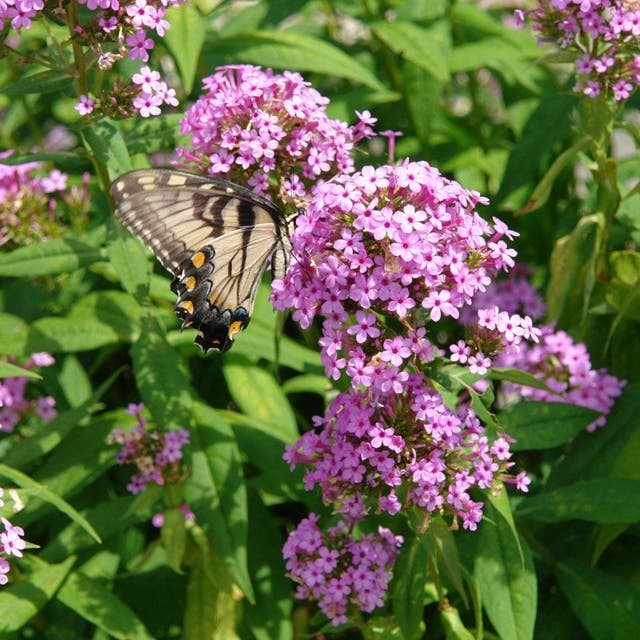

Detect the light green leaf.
xmin=222 ymin=354 xmax=298 ymax=443
xmin=81 ymin=119 xmax=132 ymax=181
xmin=187 ymin=406 xmax=253 ymax=601
xmin=205 ymin=30 xmax=386 ymax=91
xmin=164 ymin=6 xmax=207 ymax=94
xmin=108 ymin=225 xmax=151 ymax=302
xmin=161 ymin=507 xmax=187 ymax=574
xmin=0 ymin=361 xmax=41 ymax=380
xmin=474 ymin=502 xmax=537 ymax=640
xmin=0 ymin=237 xmax=105 ymax=277
xmin=370 ymin=21 xmax=450 ymax=82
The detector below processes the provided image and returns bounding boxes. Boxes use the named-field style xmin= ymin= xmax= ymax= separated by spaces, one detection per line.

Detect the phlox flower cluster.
xmin=0 ymin=509 xmax=26 ymax=586
xmin=276 ymin=162 xmax=534 ymax=527
xmin=0 ymin=0 xmax=185 ymax=119
xmin=107 ymin=403 xmax=190 ymax=494
xmin=516 ymin=0 xmax=640 ymax=100
xmin=0 ymin=153 xmax=88 ymax=247
xmin=175 ymin=65 xmax=377 ymax=203
xmin=468 ymin=268 xmax=626 ymax=430
xmin=0 ymin=353 xmax=57 ymax=433
xmin=283 ymin=514 xmax=403 ymax=626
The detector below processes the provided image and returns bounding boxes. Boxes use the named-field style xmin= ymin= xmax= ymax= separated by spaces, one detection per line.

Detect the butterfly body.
xmin=110 ymin=169 xmax=291 ymax=352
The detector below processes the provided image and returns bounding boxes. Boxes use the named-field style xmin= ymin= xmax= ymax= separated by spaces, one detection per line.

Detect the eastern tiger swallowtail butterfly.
xmin=110 ymin=169 xmax=292 ymax=352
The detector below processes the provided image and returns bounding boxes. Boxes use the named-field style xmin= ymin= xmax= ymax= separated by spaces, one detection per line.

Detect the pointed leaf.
xmin=517 ymin=478 xmax=640 ymax=523
xmin=0 ymin=557 xmax=76 ymax=632
xmin=0 ymin=237 xmax=105 ymax=277
xmin=498 ymin=401 xmax=601 ymax=450
xmin=57 ymin=570 xmax=155 ymax=639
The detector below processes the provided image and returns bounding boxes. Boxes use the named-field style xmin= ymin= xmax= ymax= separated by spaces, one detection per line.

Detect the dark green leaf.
xmin=555 ymin=561 xmax=640 ymax=640
xmin=517 ymin=478 xmax=640 ymax=523
xmin=131 ymin=314 xmax=192 ymax=429
xmin=0 ymin=557 xmax=75 ymax=632
xmin=57 ymin=569 xmax=155 ymax=639
xmin=0 ymin=70 xmax=73 ymax=95
xmin=0 ymin=464 xmax=101 ymax=543
xmin=391 ymin=532 xmax=429 ymax=640
xmin=499 ymin=402 xmax=601 ymax=450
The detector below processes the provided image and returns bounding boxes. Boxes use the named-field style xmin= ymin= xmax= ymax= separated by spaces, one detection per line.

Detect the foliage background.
xmin=0 ymin=0 xmax=639 ymax=638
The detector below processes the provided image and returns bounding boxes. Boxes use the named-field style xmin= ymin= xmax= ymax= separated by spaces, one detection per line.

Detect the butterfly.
xmin=110 ymin=169 xmax=292 ymax=352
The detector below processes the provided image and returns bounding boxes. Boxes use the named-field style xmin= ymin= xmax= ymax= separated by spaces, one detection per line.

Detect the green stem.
xmin=67 ymin=0 xmax=88 ymax=96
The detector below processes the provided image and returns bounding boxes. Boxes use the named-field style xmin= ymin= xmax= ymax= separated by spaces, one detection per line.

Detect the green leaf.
xmin=164 ymin=5 xmax=207 ymax=94
xmin=222 ymin=354 xmax=298 ymax=443
xmin=518 ymin=138 xmax=591 ymax=215
xmin=498 ymin=402 xmax=601 ymax=450
xmin=0 ymin=557 xmax=75 ymax=632
xmin=0 ymin=237 xmax=105 ymax=277
xmin=107 ymin=224 xmax=151 ymax=302
xmin=0 ymin=70 xmax=73 ymax=95
xmin=58 ymin=355 xmax=92 ymax=407
xmin=122 ymin=113 xmax=183 ymax=156
xmin=440 ymin=604 xmax=476 ymax=640
xmin=0 ymin=360 xmax=41 ymax=380
xmin=370 ymin=21 xmax=450 ymax=82
xmin=244 ymin=491 xmax=293 ymax=640
xmin=391 ymin=531 xmax=429 ymax=640
xmin=473 ymin=502 xmax=537 ymax=640
xmin=17 ymin=291 xmax=142 ymax=354
xmin=42 ymin=495 xmax=149 ymax=562
xmin=183 ymin=524 xmax=240 ymax=640
xmin=606 ymin=251 xmax=640 ymax=321
xmin=81 ymin=119 xmax=132 ymax=180
xmin=547 ymin=214 xmax=604 ymax=328
xmin=497 ymin=91 xmax=577 ymax=208
xmin=3 ymin=369 xmax=120 ymax=468
xmin=131 ymin=314 xmax=192 ymax=429
xmin=57 ymin=569 xmax=155 ymax=639
xmin=517 ymin=478 xmax=640 ymax=523
xmin=424 ymin=517 xmax=467 ymax=606
xmin=205 ymin=30 xmax=386 ymax=91
xmin=489 ymin=367 xmax=552 ymax=392
xmin=161 ymin=507 xmax=188 ymax=574
xmin=186 ymin=407 xmax=254 ymax=601
xmin=0 ymin=464 xmax=101 ymax=544
xmin=555 ymin=561 xmax=640 ymax=640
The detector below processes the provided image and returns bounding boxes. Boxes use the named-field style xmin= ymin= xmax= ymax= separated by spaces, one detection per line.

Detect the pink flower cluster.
xmin=0 ymin=510 xmax=26 ymax=586
xmin=0 ymin=153 xmax=85 ymax=247
xmin=271 ymin=161 xmax=537 ymax=384
xmin=0 ymin=353 xmax=57 ymax=433
xmin=108 ymin=403 xmax=190 ymax=494
xmin=175 ymin=65 xmax=377 ymax=203
xmin=468 ymin=268 xmax=626 ymax=430
xmin=283 ymin=514 xmax=402 ymax=626
xmin=275 ymin=162 xmax=533 ymax=529
xmin=516 ymin=0 xmax=640 ymax=100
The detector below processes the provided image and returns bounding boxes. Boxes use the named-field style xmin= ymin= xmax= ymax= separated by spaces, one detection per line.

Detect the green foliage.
xmin=1 ymin=1 xmax=638 ymax=639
